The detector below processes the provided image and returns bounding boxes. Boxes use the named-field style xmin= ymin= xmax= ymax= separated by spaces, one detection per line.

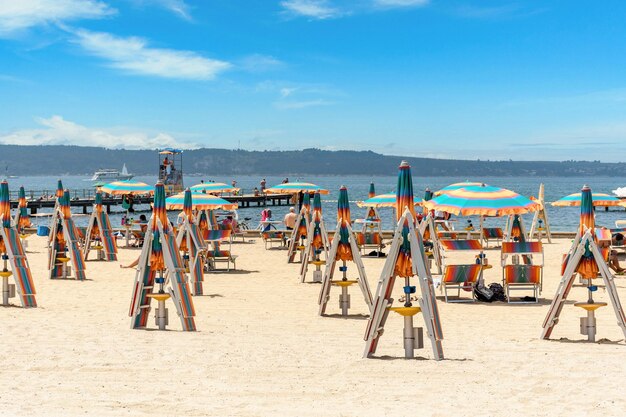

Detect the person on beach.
xmin=284 ymin=207 xmax=297 ymax=230
xmin=598 ymin=231 xmax=625 ymax=274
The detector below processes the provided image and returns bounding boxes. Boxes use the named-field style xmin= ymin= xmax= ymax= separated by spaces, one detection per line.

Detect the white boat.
xmin=613 ymin=187 xmax=626 ymax=198
xmin=90 ymin=164 xmax=134 ymax=184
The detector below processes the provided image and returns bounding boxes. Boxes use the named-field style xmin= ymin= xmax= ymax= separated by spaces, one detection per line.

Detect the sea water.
xmin=8 ymin=174 xmax=626 ymax=231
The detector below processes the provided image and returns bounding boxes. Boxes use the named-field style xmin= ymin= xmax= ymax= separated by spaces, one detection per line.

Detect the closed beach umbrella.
xmin=190 ymin=182 xmax=240 ymax=195
xmin=91 ymin=191 xmax=103 ymax=238
xmin=368 ymin=182 xmax=376 ymax=199
xmin=576 ymin=185 xmax=598 ymax=279
xmin=510 ymin=214 xmax=525 ymax=242
xmin=56 ymin=179 xmax=64 ymax=199
xmin=395 ymin=161 xmax=416 ymax=278
xmin=434 ymin=181 xmax=485 ymax=196
xmin=100 ymin=180 xmax=153 ymax=196
xmin=424 ymin=188 xmax=434 ymax=202
xmin=357 ymin=193 xmax=422 ymax=208
xmin=17 ymin=186 xmax=31 ymax=232
xmin=265 ymin=182 xmax=329 ymax=195
xmin=95 ymin=190 xmax=103 ymax=212
xmin=60 ymin=189 xmax=72 ymax=219
xmin=336 ymin=186 xmax=353 ymax=261
xmin=183 ymin=188 xmax=193 ymax=219
xmin=552 ymin=192 xmax=625 ymax=207
xmin=311 ymin=192 xmax=324 ymax=250
xmin=150 ymin=182 xmax=167 ymax=271
xmin=165 ymin=191 xmax=238 ymax=211
xmin=0 ymin=181 xmax=10 ymax=229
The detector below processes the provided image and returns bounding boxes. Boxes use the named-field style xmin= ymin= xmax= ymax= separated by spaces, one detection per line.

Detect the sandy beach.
xmin=1 ymin=234 xmax=625 ymax=417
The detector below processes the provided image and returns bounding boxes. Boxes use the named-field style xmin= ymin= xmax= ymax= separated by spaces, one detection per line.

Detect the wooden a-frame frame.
xmin=541 ymin=228 xmax=626 ymax=339
xmin=300 ymin=210 xmax=330 ymax=283
xmin=529 ymin=183 xmax=552 ymax=243
xmin=287 ymin=206 xmax=309 ymax=263
xmin=48 ymin=203 xmax=86 ymax=280
xmin=363 ymin=208 xmax=444 ymax=359
xmin=84 ymin=203 xmax=118 ymax=261
xmin=318 ymin=219 xmax=373 ymax=315
xmin=176 ymin=213 xmax=207 ymax=296
xmin=418 ymin=213 xmax=442 ymax=275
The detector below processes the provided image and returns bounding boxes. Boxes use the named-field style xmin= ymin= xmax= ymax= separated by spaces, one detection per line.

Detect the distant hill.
xmin=1 ymin=145 xmax=625 ymax=176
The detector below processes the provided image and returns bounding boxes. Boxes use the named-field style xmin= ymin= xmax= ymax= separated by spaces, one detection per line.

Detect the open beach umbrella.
xmin=434 ymin=181 xmax=485 ymax=196
xmin=190 ymin=182 xmax=240 ymax=194
xmin=264 ymin=182 xmax=329 ymax=195
xmin=100 ymin=180 xmax=153 ymax=196
xmin=336 ymin=186 xmax=353 ymax=261
xmin=576 ymin=185 xmax=599 ymax=279
xmin=552 ymin=192 xmax=626 ymax=207
xmin=423 ymin=184 xmax=539 ymax=217
xmin=395 ymin=161 xmax=416 ymax=278
xmin=166 ymin=190 xmax=238 ymax=211
xmin=357 ymin=193 xmax=422 ymax=208
xmin=16 ymin=186 xmax=31 ymax=232
xmin=311 ymin=192 xmax=324 ymax=250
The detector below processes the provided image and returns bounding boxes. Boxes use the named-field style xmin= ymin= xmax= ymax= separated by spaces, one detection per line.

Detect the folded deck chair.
xmin=500 ymin=241 xmax=544 ymax=303
xmin=262 ymin=230 xmax=285 ymax=249
xmin=204 ymin=229 xmax=237 ymax=271
xmin=482 ymin=227 xmax=504 ymax=248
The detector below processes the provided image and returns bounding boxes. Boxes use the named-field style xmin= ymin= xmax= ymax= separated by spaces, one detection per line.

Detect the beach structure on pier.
xmin=318 ymin=186 xmax=373 ymax=317
xmin=542 ymin=185 xmax=626 ymax=341
xmin=0 ymin=181 xmax=36 ymax=307
xmin=48 ymin=189 xmax=86 ymax=280
xmin=364 ymin=162 xmax=444 ymax=359
xmin=300 ymin=192 xmax=330 ymax=283
xmin=84 ymin=191 xmax=118 ymax=261
xmin=129 ymin=182 xmax=196 ymax=331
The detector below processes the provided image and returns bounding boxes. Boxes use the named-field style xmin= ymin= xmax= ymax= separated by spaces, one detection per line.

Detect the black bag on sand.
xmin=488 ymin=283 xmax=507 ymax=302
xmin=474 ymin=283 xmax=494 ymax=302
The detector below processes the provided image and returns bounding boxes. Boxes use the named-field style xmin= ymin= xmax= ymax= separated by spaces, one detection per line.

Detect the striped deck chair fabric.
xmin=162 ymin=233 xmax=196 ymax=331
xmin=65 ymin=219 xmax=86 ymax=280
xmin=440 ymin=239 xmax=483 ymax=251
xmin=482 ymin=227 xmax=503 ymax=247
xmin=501 ymin=241 xmax=543 ymax=303
xmin=98 ymin=212 xmax=118 ymax=261
xmin=441 ymin=264 xmax=482 ymax=302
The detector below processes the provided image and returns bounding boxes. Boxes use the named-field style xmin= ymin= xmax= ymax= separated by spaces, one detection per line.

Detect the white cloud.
xmin=373 ymin=0 xmax=429 ymax=8
xmin=280 ymin=0 xmax=341 ymax=20
xmin=128 ymin=0 xmax=192 ymax=21
xmin=274 ymin=99 xmax=333 ymax=109
xmin=239 ymin=54 xmax=285 ymax=72
xmin=73 ymin=29 xmax=231 ymax=80
xmin=0 ymin=0 xmax=114 ymax=36
xmin=0 ymin=116 xmax=199 ymax=149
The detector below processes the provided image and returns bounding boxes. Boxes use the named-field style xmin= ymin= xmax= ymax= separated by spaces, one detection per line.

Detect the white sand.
xmin=1 ymin=235 xmax=626 ymax=417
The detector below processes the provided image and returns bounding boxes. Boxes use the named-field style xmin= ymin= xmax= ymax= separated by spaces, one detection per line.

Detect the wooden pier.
xmin=9 ymin=189 xmax=293 ymax=214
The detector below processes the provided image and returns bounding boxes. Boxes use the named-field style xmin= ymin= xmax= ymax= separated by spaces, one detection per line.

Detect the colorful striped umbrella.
xmin=311 ymin=192 xmax=324 ymax=250
xmin=56 ymin=179 xmax=64 ymax=199
xmin=17 ymin=186 xmax=31 ymax=232
xmin=91 ymin=191 xmax=103 ymax=238
xmin=190 ymin=182 xmax=240 ymax=194
xmin=265 ymin=182 xmax=329 ymax=195
xmin=150 ymin=182 xmax=167 ymax=271
xmin=395 ymin=161 xmax=415 ymax=278
xmin=368 ymin=182 xmax=376 ymax=199
xmin=336 ymin=186 xmax=353 ymax=261
xmin=183 ymin=188 xmax=193 ymax=219
xmin=357 ymin=193 xmax=422 ymax=208
xmin=165 ymin=191 xmax=238 ymax=211
xmin=302 ymin=191 xmax=311 ymax=212
xmin=60 ymin=189 xmax=72 ymax=219
xmin=510 ymin=214 xmax=525 ymax=242
xmin=0 ymin=181 xmax=10 ymax=229
xmin=577 ymin=185 xmax=598 ymax=279
xmin=434 ymin=181 xmax=485 ymax=196
xmin=552 ymin=192 xmax=625 ymax=207
xmin=423 ymin=184 xmax=539 ymax=217
xmin=100 ymin=180 xmax=153 ymax=196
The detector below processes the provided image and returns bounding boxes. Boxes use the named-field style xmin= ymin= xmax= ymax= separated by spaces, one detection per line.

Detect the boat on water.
xmin=89 ymin=164 xmax=134 ymax=185
xmin=613 ymin=187 xmax=626 ymax=198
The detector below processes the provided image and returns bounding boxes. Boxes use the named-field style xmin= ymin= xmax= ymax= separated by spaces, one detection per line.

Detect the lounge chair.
xmin=354 ymin=231 xmax=384 ymax=255
xmin=438 ymin=239 xmax=485 ymax=302
xmin=204 ymin=229 xmax=237 ymax=271
xmin=500 ymin=241 xmax=543 ymax=303
xmin=262 ymin=230 xmax=285 ymax=249
xmin=482 ymin=227 xmax=504 ymax=248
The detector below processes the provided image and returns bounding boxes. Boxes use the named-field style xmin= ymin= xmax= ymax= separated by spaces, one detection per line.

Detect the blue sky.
xmin=1 ymin=1 xmax=626 ymax=162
